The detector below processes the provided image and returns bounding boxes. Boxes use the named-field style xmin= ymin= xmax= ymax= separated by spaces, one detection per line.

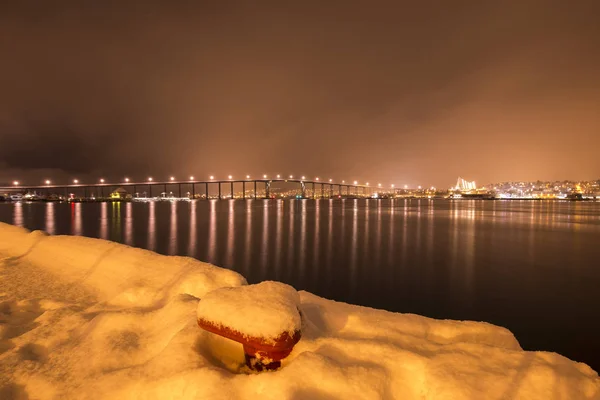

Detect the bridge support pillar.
xmin=218 ymin=183 xmax=222 ymax=200
xmin=254 ymin=181 xmax=257 ymax=199
xmin=231 ymin=182 xmax=234 ymax=199
xmin=242 ymin=182 xmax=246 ymax=199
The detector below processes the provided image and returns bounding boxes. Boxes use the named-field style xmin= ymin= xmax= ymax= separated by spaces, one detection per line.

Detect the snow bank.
xmin=0 ymin=223 xmax=246 ymax=307
xmin=197 ymin=281 xmax=301 ymax=342
xmin=1 ymin=222 xmax=598 ymax=399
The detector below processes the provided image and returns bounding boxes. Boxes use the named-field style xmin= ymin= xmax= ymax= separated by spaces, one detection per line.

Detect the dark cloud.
xmin=1 ymin=1 xmax=599 ymax=187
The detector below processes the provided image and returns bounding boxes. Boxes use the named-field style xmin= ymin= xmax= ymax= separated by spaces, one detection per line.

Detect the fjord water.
xmin=1 ymin=199 xmax=599 ymax=370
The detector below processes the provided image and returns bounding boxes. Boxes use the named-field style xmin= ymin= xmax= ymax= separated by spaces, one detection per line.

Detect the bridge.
xmin=0 ymin=176 xmax=391 ymax=200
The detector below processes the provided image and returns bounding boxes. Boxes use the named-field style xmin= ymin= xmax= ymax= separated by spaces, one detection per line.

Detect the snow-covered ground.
xmin=1 ymin=222 xmax=598 ymax=399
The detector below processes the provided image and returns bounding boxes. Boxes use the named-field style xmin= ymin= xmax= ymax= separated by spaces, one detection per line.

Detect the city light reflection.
xmin=13 ymin=202 xmax=23 ymax=226
xmin=99 ymin=202 xmax=107 ymax=239
xmin=169 ymin=201 xmax=177 ymax=255
xmin=124 ymin=201 xmax=133 ymax=245
xmin=225 ymin=200 xmax=235 ymax=268
xmin=147 ymin=201 xmax=155 ymax=251
xmin=72 ymin=202 xmax=82 ymax=236
xmin=208 ymin=200 xmax=217 ymax=263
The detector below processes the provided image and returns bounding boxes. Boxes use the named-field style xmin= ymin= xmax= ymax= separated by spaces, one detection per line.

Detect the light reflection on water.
xmin=100 ymin=202 xmax=107 ymax=240
xmin=188 ymin=200 xmax=197 ymax=257
xmin=45 ymin=202 xmax=55 ymax=235
xmin=169 ymin=201 xmax=177 ymax=255
xmin=124 ymin=202 xmax=133 ymax=246
xmin=1 ymin=199 xmax=600 ymax=371
xmin=13 ymin=202 xmax=23 ymax=227
xmin=148 ymin=201 xmax=156 ymax=251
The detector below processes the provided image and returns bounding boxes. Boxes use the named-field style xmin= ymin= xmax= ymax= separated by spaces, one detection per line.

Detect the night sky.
xmin=1 ymin=1 xmax=599 ymax=188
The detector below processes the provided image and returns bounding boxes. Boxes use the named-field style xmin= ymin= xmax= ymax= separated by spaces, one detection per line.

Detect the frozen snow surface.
xmin=0 ymin=222 xmax=598 ymax=399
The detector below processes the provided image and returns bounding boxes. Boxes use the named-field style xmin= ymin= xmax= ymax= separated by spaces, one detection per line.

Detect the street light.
xmin=170 ymin=176 xmax=175 ymax=181
xmin=404 ymin=185 xmax=408 ymax=189
xmin=301 ymin=176 xmax=306 ymax=180
xmin=228 ymin=175 xmax=233 ymax=180
xmin=378 ymin=183 xmax=382 ymax=187
xmin=13 ymin=181 xmax=19 ymax=186
xmin=329 ymin=179 xmax=333 ymax=182
xmin=125 ymin=177 xmax=130 ymax=183
xmin=209 ymin=176 xmax=214 ymax=180
xmin=100 ymin=178 xmax=105 ymax=183
xmin=263 ymin=174 xmax=267 ymax=179
xmin=246 ymin=175 xmax=251 ymax=179
xmin=148 ymin=177 xmax=153 ymax=182
xmin=353 ymin=181 xmax=358 ymax=185
xmin=342 ymin=180 xmax=345 ymax=183
xmin=73 ymin=179 xmax=79 ymax=184
xmin=316 ymin=177 xmax=319 ymax=181
xmin=189 ymin=176 xmax=194 ymax=181
xmin=277 ymin=174 xmax=281 ymax=179
xmin=366 ymin=182 xmax=369 ymax=186
xmin=418 ymin=186 xmax=422 ymax=190
xmin=391 ymin=184 xmax=395 ymax=188
xmin=45 ymin=180 xmax=51 ymax=185
xmin=289 ymin=175 xmax=294 ymax=179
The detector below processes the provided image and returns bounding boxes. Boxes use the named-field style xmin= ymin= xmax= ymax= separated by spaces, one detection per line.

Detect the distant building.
xmin=110 ymin=187 xmax=130 ymax=199
xmin=455 ymin=177 xmax=477 ymax=192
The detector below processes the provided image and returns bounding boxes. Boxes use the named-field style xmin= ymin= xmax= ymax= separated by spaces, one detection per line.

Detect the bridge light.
xmin=45 ymin=180 xmax=51 ymax=185
xmin=366 ymin=182 xmax=369 ymax=186
xmin=418 ymin=186 xmax=422 ymax=189
xmin=404 ymin=185 xmax=408 ymax=189
xmin=148 ymin=177 xmax=153 ymax=182
xmin=209 ymin=176 xmax=214 ymax=180
xmin=378 ymin=183 xmax=382 ymax=187
xmin=189 ymin=176 xmax=194 ymax=181
xmin=289 ymin=175 xmax=293 ymax=179
xmin=73 ymin=179 xmax=79 ymax=184
xmin=342 ymin=180 xmax=345 ymax=183
xmin=301 ymin=176 xmax=306 ymax=180
xmin=170 ymin=176 xmax=175 ymax=181
xmin=391 ymin=184 xmax=395 ymax=188
xmin=100 ymin=178 xmax=105 ymax=183
xmin=263 ymin=174 xmax=267 ymax=179
xmin=125 ymin=177 xmax=130 ymax=183
xmin=329 ymin=178 xmax=333 ymax=182
xmin=316 ymin=177 xmax=319 ymax=181
xmin=13 ymin=181 xmax=19 ymax=186
xmin=228 ymin=175 xmax=233 ymax=180
xmin=353 ymin=181 xmax=358 ymax=185
xmin=246 ymin=175 xmax=250 ymax=179
xmin=277 ymin=174 xmax=281 ymax=179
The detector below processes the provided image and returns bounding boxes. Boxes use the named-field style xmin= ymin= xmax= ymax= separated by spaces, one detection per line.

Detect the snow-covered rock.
xmin=0 ymin=222 xmax=598 ymax=399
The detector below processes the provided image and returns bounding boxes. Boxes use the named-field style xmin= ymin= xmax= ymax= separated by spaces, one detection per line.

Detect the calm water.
xmin=1 ymin=199 xmax=600 ymax=370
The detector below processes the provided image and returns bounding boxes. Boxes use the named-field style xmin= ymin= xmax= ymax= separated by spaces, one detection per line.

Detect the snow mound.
xmin=0 ymin=223 xmax=246 ymax=307
xmin=0 ymin=222 xmax=598 ymax=399
xmin=197 ymin=281 xmax=301 ymax=342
